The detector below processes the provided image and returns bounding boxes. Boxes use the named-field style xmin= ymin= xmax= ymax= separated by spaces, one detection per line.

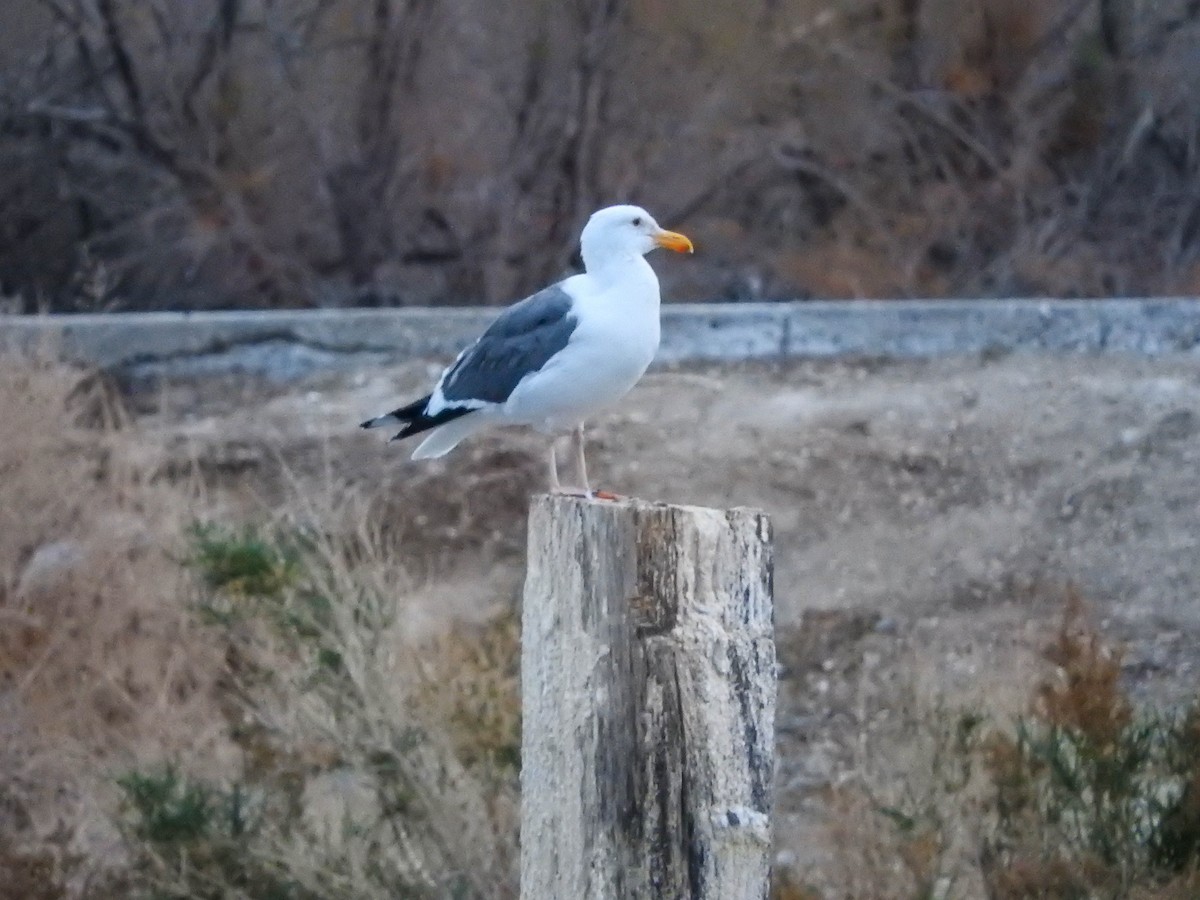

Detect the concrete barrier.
xmin=2 ymin=299 xmax=1199 ymax=382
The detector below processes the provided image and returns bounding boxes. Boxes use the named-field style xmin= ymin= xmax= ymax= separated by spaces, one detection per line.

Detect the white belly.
xmin=504 ymin=309 xmax=659 ymax=431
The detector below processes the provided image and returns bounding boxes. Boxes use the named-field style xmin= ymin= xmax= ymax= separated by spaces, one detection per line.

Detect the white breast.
xmin=504 ymin=262 xmax=661 ymax=431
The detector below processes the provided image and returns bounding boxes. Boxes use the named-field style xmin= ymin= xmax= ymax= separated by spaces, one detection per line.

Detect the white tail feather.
xmin=411 ymin=415 xmax=487 ymax=459
xmin=362 ymin=413 xmax=400 ymax=430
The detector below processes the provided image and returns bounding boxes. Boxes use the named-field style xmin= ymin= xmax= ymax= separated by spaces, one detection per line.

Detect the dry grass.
xmin=6 ymin=356 xmax=1200 ymax=898
xmin=0 ymin=354 xmax=233 ymax=894
xmin=796 ymin=592 xmax=1200 ymax=900
xmin=170 ymin=494 xmax=521 ymax=898
xmin=0 ymin=357 xmax=521 ymax=897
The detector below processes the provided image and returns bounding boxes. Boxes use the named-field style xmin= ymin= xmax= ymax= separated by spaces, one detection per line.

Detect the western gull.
xmin=361 ymin=204 xmax=693 ymax=494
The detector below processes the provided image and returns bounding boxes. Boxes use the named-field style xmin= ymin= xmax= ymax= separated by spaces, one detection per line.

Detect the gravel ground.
xmin=134 ymin=350 xmax=1200 ymax=875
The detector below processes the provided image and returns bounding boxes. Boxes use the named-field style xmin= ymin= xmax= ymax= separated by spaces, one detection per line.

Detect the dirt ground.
xmin=145 ymin=352 xmax=1200 ymax=630
xmin=7 ymin=352 xmax=1190 ymax=897
xmin=128 ymin=351 xmax=1200 ymax=871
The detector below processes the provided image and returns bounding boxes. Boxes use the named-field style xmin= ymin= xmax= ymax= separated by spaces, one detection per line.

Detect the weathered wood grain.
xmin=520 ymin=494 xmax=775 ymax=899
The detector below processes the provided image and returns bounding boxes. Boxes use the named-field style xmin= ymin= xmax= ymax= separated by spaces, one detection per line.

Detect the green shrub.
xmin=116 ymin=515 xmax=520 ymax=899
xmin=186 ymin=523 xmax=303 ymax=600
xmin=116 ymin=767 xmax=307 ymax=900
xmin=813 ymin=594 xmax=1200 ymax=900
xmin=974 ymin=597 xmax=1199 ymax=898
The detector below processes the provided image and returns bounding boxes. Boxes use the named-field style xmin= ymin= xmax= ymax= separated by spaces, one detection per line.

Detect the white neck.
xmin=583 ymin=249 xmax=657 ymax=292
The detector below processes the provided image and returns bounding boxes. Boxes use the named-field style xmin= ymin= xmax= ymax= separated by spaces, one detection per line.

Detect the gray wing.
xmin=438 ymin=283 xmax=577 ymax=406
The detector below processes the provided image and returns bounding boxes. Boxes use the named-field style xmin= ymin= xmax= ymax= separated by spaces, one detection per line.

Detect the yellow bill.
xmin=653 ymin=229 xmax=694 ymax=254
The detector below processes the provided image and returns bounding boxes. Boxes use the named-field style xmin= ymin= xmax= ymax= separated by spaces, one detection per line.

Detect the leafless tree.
xmin=3 ymin=0 xmax=1200 ymax=309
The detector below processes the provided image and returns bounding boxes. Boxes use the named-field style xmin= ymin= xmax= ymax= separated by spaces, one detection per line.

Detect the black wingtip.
xmin=359 ymin=419 xmax=373 ymax=429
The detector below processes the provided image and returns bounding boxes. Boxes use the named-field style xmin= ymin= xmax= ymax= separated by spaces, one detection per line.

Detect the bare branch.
xmin=182 ymin=0 xmax=241 ymax=128
xmin=773 ymin=145 xmax=874 ymax=215
xmin=822 ymin=40 xmax=1002 ymax=176
xmin=94 ymin=0 xmax=144 ymax=122
xmin=662 ymin=158 xmax=758 ymax=225
xmin=31 ymin=0 xmax=82 ymax=30
xmin=24 ymin=100 xmax=111 ymax=124
xmin=1141 ymin=0 xmax=1200 ymax=55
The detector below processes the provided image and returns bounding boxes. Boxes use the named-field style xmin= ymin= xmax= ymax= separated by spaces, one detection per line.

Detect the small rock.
xmin=303 ymin=768 xmax=380 ymax=847
xmin=1150 ymin=409 xmax=1198 ymax=443
xmin=15 ymin=540 xmax=86 ymax=597
xmin=874 ymin=616 xmax=900 ymax=636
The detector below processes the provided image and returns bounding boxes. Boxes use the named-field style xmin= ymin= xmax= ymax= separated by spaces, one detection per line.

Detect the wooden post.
xmin=520 ymin=494 xmax=775 ymax=899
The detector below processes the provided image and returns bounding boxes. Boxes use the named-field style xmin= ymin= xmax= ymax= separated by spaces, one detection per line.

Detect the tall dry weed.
xmin=111 ymin=461 xmax=521 ymax=898
xmin=0 ymin=355 xmax=234 ymax=893
xmin=0 ymin=356 xmax=523 ymax=896
xmin=1035 ymin=589 xmax=1131 ymax=752
xmin=809 ymin=592 xmax=1200 ymax=900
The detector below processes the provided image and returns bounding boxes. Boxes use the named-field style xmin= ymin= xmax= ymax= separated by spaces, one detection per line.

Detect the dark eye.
xmin=632 ymin=216 xmax=642 ymax=226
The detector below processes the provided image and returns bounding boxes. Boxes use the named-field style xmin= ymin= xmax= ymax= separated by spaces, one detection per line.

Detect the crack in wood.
xmin=521 ymin=494 xmax=775 ymax=899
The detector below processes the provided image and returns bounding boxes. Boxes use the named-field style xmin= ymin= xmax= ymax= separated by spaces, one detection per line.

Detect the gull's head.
xmin=580 ymin=205 xmax=693 ymax=271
